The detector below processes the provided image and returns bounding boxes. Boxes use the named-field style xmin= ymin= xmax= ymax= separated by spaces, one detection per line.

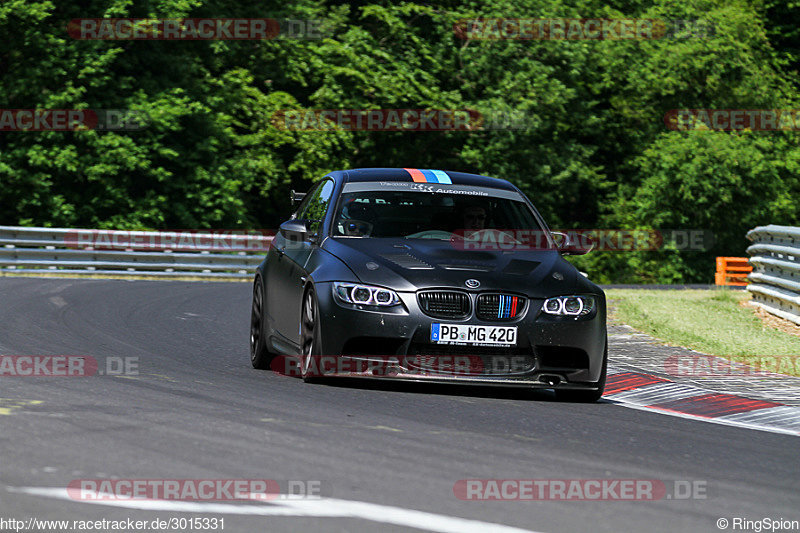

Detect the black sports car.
xmin=250 ymin=168 xmax=607 ymax=401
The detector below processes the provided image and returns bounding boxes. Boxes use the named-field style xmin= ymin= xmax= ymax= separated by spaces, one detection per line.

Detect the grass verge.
xmin=606 ymin=289 xmax=800 ymax=377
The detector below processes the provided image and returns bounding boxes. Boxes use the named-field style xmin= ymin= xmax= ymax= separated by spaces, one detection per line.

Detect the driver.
xmin=340 ymin=200 xmax=373 ymax=236
xmin=462 ymin=205 xmax=487 ymax=231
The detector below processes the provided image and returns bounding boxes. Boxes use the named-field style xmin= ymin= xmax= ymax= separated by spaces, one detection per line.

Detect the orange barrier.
xmin=715 ymin=257 xmax=752 ymax=286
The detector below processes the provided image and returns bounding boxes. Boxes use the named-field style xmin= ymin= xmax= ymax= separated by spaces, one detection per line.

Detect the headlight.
xmin=542 ymin=295 xmax=596 ymax=316
xmin=333 ymin=282 xmax=401 ymax=307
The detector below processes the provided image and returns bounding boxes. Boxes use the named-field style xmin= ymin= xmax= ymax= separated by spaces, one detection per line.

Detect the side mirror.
xmin=279 ymin=220 xmax=308 ymax=242
xmin=551 ymin=231 xmax=594 ymax=255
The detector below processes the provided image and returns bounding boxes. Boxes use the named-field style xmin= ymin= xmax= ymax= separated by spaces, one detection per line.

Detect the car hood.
xmin=322 ymin=237 xmax=582 ymax=297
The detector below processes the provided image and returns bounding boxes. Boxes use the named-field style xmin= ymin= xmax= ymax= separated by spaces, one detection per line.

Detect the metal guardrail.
xmin=746 ymin=225 xmax=800 ymax=325
xmin=0 ymin=226 xmax=272 ymax=280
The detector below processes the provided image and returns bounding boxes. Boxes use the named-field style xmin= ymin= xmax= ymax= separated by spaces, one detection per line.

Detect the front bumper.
xmin=312 ymin=282 xmax=606 ymax=388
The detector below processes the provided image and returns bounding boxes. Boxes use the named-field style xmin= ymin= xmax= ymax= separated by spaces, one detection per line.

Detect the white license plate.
xmin=430 ymin=324 xmax=517 ymax=346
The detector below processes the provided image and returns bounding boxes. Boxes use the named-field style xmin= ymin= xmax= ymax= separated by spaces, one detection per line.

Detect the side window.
xmin=293 ymin=182 xmax=321 ymax=220
xmin=296 ymin=179 xmax=334 ymax=235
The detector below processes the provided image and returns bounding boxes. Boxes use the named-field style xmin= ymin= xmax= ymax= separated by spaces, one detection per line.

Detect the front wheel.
xmin=555 ymin=340 xmax=607 ymax=403
xmin=299 ymin=286 xmax=322 ymax=382
xmin=250 ymin=277 xmax=274 ymax=369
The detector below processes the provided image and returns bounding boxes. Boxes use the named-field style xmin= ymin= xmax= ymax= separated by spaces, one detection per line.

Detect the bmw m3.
xmin=250 ymin=168 xmax=607 ymax=401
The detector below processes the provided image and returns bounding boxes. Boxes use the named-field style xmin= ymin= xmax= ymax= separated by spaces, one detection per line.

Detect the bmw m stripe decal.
xmin=402 ymin=168 xmax=452 ymax=184
xmin=405 ymin=168 xmax=427 ymax=183
xmin=498 ymin=295 xmax=519 ymax=318
xmin=423 ymin=169 xmax=452 ymax=184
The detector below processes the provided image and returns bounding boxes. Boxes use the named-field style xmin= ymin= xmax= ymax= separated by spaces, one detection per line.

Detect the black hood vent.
xmin=380 ymin=253 xmax=434 ymax=270
xmin=502 ymin=259 xmax=540 ymax=276
xmin=439 ymin=264 xmax=493 ymax=272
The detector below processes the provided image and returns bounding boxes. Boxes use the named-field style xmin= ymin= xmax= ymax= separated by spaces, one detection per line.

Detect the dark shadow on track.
xmin=262 ymin=368 xmax=615 ymax=405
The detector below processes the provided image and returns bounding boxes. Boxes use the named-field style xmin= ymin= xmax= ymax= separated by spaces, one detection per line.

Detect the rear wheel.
xmin=300 ymin=286 xmax=322 ymax=382
xmin=250 ymin=277 xmax=274 ymax=369
xmin=555 ymin=340 xmax=607 ymax=403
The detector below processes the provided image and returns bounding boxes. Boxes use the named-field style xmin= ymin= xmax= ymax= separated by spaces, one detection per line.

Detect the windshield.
xmin=331 ymin=187 xmax=547 ymax=241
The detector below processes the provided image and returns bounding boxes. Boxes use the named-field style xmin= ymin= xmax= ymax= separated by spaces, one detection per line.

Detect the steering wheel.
xmin=404 ymin=230 xmax=455 ymax=239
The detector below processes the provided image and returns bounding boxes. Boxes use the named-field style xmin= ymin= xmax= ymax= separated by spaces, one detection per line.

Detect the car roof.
xmin=335 ymin=168 xmax=518 ymax=191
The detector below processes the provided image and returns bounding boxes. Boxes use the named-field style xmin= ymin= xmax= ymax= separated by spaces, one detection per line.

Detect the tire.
xmin=555 ymin=339 xmax=607 ymax=403
xmin=250 ymin=277 xmax=274 ymax=369
xmin=299 ymin=286 xmax=322 ymax=383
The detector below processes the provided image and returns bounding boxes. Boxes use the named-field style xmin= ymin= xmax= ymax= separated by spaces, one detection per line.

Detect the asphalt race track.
xmin=1 ymin=278 xmax=798 ymax=532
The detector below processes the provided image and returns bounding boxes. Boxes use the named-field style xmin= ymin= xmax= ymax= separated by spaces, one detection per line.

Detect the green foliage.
xmin=1 ymin=0 xmax=799 ymax=281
